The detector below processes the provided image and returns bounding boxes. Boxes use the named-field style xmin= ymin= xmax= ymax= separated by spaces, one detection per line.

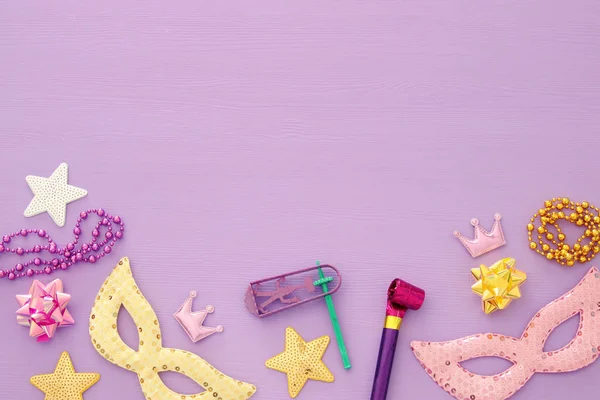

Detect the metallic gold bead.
xmin=586 ymin=229 xmax=592 ymax=236
xmin=562 ymin=244 xmax=570 ymax=251
xmin=577 ymin=219 xmax=584 ymax=226
xmin=577 ymin=206 xmax=584 ymax=214
xmin=542 ymin=244 xmax=550 ymax=252
xmin=527 ymin=223 xmax=534 ymax=231
xmin=529 ymin=242 xmax=537 ymax=250
xmin=551 ymin=212 xmax=559 ymax=220
xmin=585 ymin=215 xmax=592 ymax=222
xmin=546 ymin=233 xmax=554 ymax=240
xmin=558 ymin=233 xmax=566 ymax=241
xmin=582 ymin=201 xmax=589 ymax=209
xmin=537 ymin=226 xmax=545 ymax=234
xmin=570 ymin=213 xmax=578 ymax=221
xmin=548 ymin=219 xmax=555 ymax=224
xmin=557 ymin=203 xmax=564 ymax=210
xmin=583 ymin=245 xmax=591 ymax=254
xmin=574 ymin=243 xmax=581 ymax=251
xmin=539 ymin=208 xmax=547 ymax=216
xmin=563 ymin=198 xmax=570 ymax=205
xmin=567 ymin=260 xmax=575 ymax=266
xmin=565 ymin=253 xmax=574 ymax=261
xmin=593 ymin=230 xmax=599 ymax=236
xmin=580 ymin=256 xmax=587 ymax=263
xmin=544 ymin=200 xmax=552 ymax=207
xmin=594 ymin=216 xmax=600 ymax=224
xmin=546 ymin=253 xmax=554 ymax=260
xmin=594 ymin=246 xmax=600 ymax=253
xmin=558 ymin=212 xmax=565 ymax=219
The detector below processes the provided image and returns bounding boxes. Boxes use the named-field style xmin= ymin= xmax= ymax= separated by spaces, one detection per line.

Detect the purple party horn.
xmin=370 ymin=278 xmax=425 ymax=400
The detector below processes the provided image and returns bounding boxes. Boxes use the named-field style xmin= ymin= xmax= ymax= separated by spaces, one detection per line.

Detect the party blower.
xmin=370 ymin=279 xmax=425 ymax=400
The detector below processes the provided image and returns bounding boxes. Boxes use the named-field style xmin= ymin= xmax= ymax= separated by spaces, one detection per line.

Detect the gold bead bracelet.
xmin=527 ymin=197 xmax=600 ymax=266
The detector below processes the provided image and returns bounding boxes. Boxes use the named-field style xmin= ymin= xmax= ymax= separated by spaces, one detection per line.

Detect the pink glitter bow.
xmin=411 ymin=267 xmax=600 ymax=400
xmin=16 ymin=278 xmax=74 ymax=342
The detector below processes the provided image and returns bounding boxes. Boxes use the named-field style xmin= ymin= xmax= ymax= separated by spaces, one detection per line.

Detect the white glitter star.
xmin=24 ymin=163 xmax=88 ymax=227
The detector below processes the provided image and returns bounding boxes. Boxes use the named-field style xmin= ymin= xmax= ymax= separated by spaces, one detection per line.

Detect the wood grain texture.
xmin=1 ymin=1 xmax=600 ymax=399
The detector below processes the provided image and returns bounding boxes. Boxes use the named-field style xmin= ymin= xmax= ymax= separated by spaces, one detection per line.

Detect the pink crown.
xmin=173 ymin=291 xmax=223 ymax=343
xmin=453 ymin=213 xmax=506 ymax=257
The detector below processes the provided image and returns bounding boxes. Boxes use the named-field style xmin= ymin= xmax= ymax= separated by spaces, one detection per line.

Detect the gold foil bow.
xmin=89 ymin=257 xmax=256 ymax=400
xmin=471 ymin=257 xmax=526 ymax=314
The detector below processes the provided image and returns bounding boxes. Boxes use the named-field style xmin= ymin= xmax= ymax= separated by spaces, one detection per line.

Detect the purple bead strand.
xmin=0 ymin=209 xmax=124 ymax=281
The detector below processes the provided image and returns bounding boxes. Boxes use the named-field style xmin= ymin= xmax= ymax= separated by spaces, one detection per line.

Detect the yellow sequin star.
xmin=471 ymin=257 xmax=527 ymax=314
xmin=30 ymin=351 xmax=100 ymax=400
xmin=265 ymin=327 xmax=334 ymax=398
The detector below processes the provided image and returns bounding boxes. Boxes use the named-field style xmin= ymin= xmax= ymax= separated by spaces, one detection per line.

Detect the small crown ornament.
xmin=173 ymin=290 xmax=223 ymax=343
xmin=453 ymin=213 xmax=506 ymax=258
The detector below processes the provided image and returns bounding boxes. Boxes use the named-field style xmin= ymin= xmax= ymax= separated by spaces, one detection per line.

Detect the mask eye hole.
xmin=158 ymin=371 xmax=206 ymax=395
xmin=459 ymin=356 xmax=515 ymax=376
xmin=543 ymin=313 xmax=581 ymax=352
xmin=117 ymin=305 xmax=139 ymax=351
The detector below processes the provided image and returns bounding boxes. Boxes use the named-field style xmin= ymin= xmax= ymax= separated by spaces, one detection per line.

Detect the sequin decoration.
xmin=30 ymin=351 xmax=99 ymax=400
xmin=411 ymin=267 xmax=600 ymax=400
xmin=24 ymin=163 xmax=88 ymax=227
xmin=89 ymin=257 xmax=256 ymax=400
xmin=265 ymin=327 xmax=334 ymax=398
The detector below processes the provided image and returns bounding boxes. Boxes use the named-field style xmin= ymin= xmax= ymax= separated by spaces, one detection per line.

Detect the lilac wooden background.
xmin=1 ymin=1 xmax=600 ymax=399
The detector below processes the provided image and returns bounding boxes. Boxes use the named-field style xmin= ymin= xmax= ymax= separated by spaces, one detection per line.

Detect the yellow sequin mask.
xmin=89 ymin=257 xmax=256 ymax=400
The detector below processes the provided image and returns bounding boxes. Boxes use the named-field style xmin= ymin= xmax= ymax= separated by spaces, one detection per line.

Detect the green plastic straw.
xmin=314 ymin=261 xmax=351 ymax=369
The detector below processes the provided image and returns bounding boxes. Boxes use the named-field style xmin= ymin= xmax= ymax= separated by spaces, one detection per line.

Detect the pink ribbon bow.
xmin=16 ymin=278 xmax=74 ymax=342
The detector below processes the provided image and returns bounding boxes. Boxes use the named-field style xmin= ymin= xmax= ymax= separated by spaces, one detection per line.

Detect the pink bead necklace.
xmin=0 ymin=208 xmax=124 ymax=281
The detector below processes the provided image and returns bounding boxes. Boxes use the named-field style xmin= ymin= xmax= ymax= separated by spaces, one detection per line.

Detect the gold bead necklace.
xmin=527 ymin=197 xmax=600 ymax=266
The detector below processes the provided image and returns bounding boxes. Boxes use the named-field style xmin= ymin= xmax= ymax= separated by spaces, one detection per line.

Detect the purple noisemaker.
xmin=244 ymin=264 xmax=341 ymax=317
xmin=370 ymin=278 xmax=425 ymax=400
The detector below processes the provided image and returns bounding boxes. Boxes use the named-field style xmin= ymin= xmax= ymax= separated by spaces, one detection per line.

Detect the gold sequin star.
xmin=265 ymin=327 xmax=334 ymax=398
xmin=30 ymin=351 xmax=100 ymax=400
xmin=471 ymin=257 xmax=527 ymax=314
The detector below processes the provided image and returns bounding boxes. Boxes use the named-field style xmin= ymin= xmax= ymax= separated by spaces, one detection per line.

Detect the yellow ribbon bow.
xmin=89 ymin=257 xmax=256 ymax=400
xmin=471 ymin=257 xmax=527 ymax=314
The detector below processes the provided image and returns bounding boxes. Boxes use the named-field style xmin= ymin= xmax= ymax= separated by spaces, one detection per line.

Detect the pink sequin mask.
xmin=411 ymin=267 xmax=600 ymax=400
